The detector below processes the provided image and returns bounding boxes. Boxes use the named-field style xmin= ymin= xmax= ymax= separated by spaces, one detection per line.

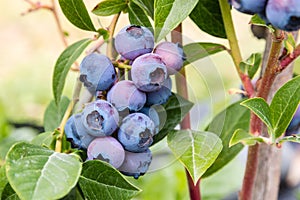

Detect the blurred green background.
xmin=1 ymin=1 xmax=299 ymax=199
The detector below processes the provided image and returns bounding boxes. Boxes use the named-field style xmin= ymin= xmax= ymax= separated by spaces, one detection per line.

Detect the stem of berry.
xmin=107 ymin=13 xmax=121 ymax=60
xmin=172 ymin=24 xmax=201 ymax=200
xmin=55 ymin=79 xmax=82 ymax=153
xmin=218 ymin=0 xmax=255 ymax=97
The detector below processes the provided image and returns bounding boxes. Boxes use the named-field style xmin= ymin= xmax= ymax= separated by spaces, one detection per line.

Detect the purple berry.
xmin=81 ymin=100 xmax=119 ymax=137
xmin=229 ymin=0 xmax=267 ymax=15
xmin=118 ymin=113 xmax=155 ymax=152
xmin=114 ymin=25 xmax=154 ymax=60
xmin=153 ymin=42 xmax=184 ymax=75
xmin=266 ymin=0 xmax=300 ymax=31
xmin=64 ymin=114 xmax=96 ymax=150
xmin=107 ymin=80 xmax=146 ymax=112
xmin=146 ymin=76 xmax=172 ymax=106
xmin=87 ymin=137 xmax=125 ymax=168
xmin=131 ymin=53 xmax=167 ymax=92
xmin=79 ymin=53 xmax=116 ymax=93
xmin=118 ymin=149 xmax=152 ymax=179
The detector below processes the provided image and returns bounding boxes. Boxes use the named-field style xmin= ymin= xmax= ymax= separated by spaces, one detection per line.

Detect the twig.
xmin=21 ymin=0 xmax=53 ymax=15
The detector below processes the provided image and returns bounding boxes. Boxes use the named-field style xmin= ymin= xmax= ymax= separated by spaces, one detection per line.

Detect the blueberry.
xmin=114 ymin=25 xmax=154 ymax=60
xmin=266 ymin=0 xmax=300 ymax=31
xmin=153 ymin=42 xmax=184 ymax=75
xmin=146 ymin=76 xmax=172 ymax=106
xmin=81 ymin=100 xmax=119 ymax=137
xmin=87 ymin=137 xmax=125 ymax=168
xmin=79 ymin=53 xmax=116 ymax=93
xmin=107 ymin=80 xmax=146 ymax=112
xmin=131 ymin=53 xmax=167 ymax=92
xmin=139 ymin=105 xmax=167 ymax=134
xmin=229 ymin=0 xmax=267 ymax=15
xmin=286 ymin=106 xmax=300 ymax=136
xmin=64 ymin=114 xmax=95 ymax=150
xmin=118 ymin=113 xmax=156 ymax=152
xmin=118 ymin=149 xmax=152 ymax=179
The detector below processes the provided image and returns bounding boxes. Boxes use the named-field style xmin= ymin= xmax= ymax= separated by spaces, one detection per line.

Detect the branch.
xmin=239 ymin=29 xmax=284 ymax=200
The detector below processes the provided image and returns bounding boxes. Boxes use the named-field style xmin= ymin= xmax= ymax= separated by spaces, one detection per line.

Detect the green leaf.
xmin=52 ymin=38 xmax=92 ymax=105
xmin=5 ymin=142 xmax=82 ymax=200
xmin=60 ymin=186 xmax=84 ymax=200
xmin=92 ymin=0 xmax=128 ymax=16
xmin=189 ymin=0 xmax=226 ymax=38
xmin=1 ymin=183 xmax=20 ymax=200
xmin=78 ymin=160 xmax=140 ymax=200
xmin=154 ymin=0 xmax=198 ymax=42
xmin=229 ymin=129 xmax=269 ymax=147
xmin=0 ymin=166 xmax=8 ymax=197
xmin=250 ymin=14 xmax=275 ymax=32
xmin=270 ymin=76 xmax=300 ymax=138
xmin=239 ymin=53 xmax=262 ymax=79
xmin=58 ymin=0 xmax=96 ymax=31
xmin=152 ymin=93 xmax=194 ymax=145
xmin=44 ymin=96 xmax=70 ymax=132
xmin=183 ymin=42 xmax=227 ymax=66
xmin=241 ymin=97 xmax=273 ymax=131
xmin=0 ymin=129 xmax=37 ymax=161
xmin=203 ymin=101 xmax=250 ymax=178
xmin=168 ymin=130 xmax=223 ymax=183
xmin=97 ymin=28 xmax=110 ymax=41
xmin=132 ymin=0 xmax=154 ymax=19
xmin=31 ymin=132 xmax=54 ymax=148
xmin=128 ymin=1 xmax=153 ymax=30
xmin=279 ymin=135 xmax=300 ymax=144
xmin=284 ymin=33 xmax=296 ymax=55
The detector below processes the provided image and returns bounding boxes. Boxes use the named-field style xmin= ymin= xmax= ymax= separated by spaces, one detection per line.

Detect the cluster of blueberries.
xmin=65 ymin=25 xmax=184 ymax=179
xmin=229 ymin=0 xmax=300 ymax=31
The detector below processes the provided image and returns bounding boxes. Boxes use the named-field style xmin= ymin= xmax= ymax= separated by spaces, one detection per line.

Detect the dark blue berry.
xmin=79 ymin=53 xmax=116 ymax=93
xmin=118 ymin=113 xmax=155 ymax=152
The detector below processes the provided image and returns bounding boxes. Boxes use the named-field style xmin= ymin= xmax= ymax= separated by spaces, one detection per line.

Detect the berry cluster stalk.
xmin=171 ymin=24 xmax=201 ymax=200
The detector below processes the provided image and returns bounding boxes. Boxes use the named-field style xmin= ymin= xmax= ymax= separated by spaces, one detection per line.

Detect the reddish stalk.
xmin=172 ymin=24 xmax=201 ymax=200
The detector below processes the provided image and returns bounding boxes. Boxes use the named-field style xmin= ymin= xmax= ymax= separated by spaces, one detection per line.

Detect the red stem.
xmin=172 ymin=24 xmax=201 ymax=200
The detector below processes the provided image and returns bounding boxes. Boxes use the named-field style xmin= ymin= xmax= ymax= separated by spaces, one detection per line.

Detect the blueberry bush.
xmin=0 ymin=0 xmax=300 ymax=200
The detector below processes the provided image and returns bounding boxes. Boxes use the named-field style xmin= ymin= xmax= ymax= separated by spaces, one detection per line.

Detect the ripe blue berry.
xmin=118 ymin=113 xmax=155 ymax=152
xmin=153 ymin=42 xmax=184 ymax=75
xmin=286 ymin=106 xmax=300 ymax=136
xmin=118 ymin=149 xmax=152 ymax=179
xmin=140 ymin=105 xmax=167 ymax=134
xmin=107 ymin=80 xmax=146 ymax=112
xmin=87 ymin=137 xmax=125 ymax=168
xmin=266 ymin=0 xmax=300 ymax=31
xmin=81 ymin=100 xmax=119 ymax=137
xmin=79 ymin=53 xmax=116 ymax=93
xmin=114 ymin=25 xmax=154 ymax=60
xmin=146 ymin=76 xmax=172 ymax=106
xmin=229 ymin=0 xmax=267 ymax=15
xmin=131 ymin=53 xmax=167 ymax=92
xmin=64 ymin=114 xmax=95 ymax=150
